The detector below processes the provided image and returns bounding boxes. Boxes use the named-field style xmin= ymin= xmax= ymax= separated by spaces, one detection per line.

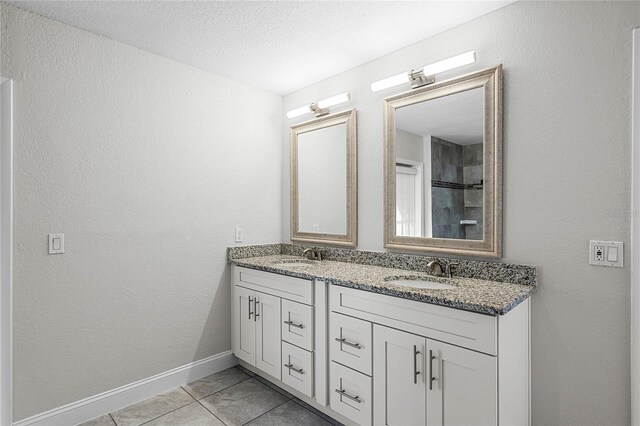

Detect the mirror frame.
xmin=290 ymin=108 xmax=357 ymax=247
xmin=384 ymin=65 xmax=502 ymax=258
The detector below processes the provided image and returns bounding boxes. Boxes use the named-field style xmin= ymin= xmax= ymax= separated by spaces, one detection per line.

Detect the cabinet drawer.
xmin=330 ymin=361 xmax=372 ymax=426
xmin=331 ymin=285 xmax=497 ymax=355
xmin=330 ymin=313 xmax=372 ymax=375
xmin=234 ymin=266 xmax=313 ymax=305
xmin=282 ymin=341 xmax=314 ymax=397
xmin=282 ymin=299 xmax=314 ymax=351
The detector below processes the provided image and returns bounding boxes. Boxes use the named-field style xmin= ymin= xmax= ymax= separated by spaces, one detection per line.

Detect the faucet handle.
xmin=303 ymin=247 xmax=322 ymax=261
xmin=445 ymin=262 xmax=460 ymax=278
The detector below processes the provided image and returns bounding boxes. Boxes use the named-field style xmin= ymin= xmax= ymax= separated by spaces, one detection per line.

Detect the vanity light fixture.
xmin=370 ymin=51 xmax=476 ymax=92
xmin=286 ymin=92 xmax=351 ymax=119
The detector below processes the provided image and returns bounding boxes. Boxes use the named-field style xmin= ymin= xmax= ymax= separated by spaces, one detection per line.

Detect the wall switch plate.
xmin=589 ymin=240 xmax=623 ymax=267
xmin=48 ymin=234 xmax=64 ymax=254
xmin=235 ymin=227 xmax=243 ymax=243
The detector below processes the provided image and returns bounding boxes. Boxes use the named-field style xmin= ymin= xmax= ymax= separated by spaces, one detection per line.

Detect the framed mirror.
xmin=291 ymin=109 xmax=357 ymax=247
xmin=384 ymin=65 xmax=502 ymax=257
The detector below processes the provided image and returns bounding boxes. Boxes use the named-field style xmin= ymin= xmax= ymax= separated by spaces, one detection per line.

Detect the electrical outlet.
xmin=594 ymin=245 xmax=605 ymax=261
xmin=235 ymin=227 xmax=243 ymax=243
xmin=589 ymin=240 xmax=623 ymax=267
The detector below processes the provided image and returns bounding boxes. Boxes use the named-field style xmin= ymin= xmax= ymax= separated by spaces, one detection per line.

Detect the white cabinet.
xmin=231 ymin=285 xmax=256 ymax=365
xmin=331 ymin=285 xmax=530 ymax=426
xmin=427 ymin=339 xmax=497 ymax=426
xmin=330 ymin=361 xmax=372 ymax=425
xmin=282 ymin=341 xmax=314 ymax=396
xmin=254 ymin=291 xmax=282 ymax=379
xmin=373 ymin=324 xmax=497 ymax=426
xmin=232 ymin=265 xmax=529 ymax=426
xmin=282 ymin=299 xmax=314 ymax=351
xmin=373 ymin=325 xmax=426 ymax=426
xmin=232 ymin=266 xmax=316 ymax=394
xmin=232 ymin=285 xmax=282 ymax=380
xmin=330 ymin=312 xmax=372 ymax=375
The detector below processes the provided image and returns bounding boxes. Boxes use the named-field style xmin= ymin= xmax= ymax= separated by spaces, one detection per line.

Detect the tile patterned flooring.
xmin=78 ymin=366 xmax=342 ymax=426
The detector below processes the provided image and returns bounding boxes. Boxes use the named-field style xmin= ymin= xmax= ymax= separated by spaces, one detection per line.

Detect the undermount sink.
xmin=273 ymin=259 xmax=317 ymax=267
xmin=385 ymin=277 xmax=457 ymax=290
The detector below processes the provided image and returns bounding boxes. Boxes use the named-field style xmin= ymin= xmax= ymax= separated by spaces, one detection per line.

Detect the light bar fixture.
xmin=370 ymin=51 xmax=476 ymax=93
xmin=286 ymin=92 xmax=351 ymax=119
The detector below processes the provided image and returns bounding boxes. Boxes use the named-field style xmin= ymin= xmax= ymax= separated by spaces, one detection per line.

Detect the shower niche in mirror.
xmin=291 ymin=109 xmax=357 ymax=247
xmin=384 ymin=66 xmax=502 ymax=257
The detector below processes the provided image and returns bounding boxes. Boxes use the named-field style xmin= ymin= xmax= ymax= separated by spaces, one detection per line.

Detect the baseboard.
xmin=13 ymin=351 xmax=237 ymax=426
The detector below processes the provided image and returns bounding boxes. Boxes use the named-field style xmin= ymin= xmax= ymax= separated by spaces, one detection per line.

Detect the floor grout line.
xmin=240 ymin=399 xmax=291 ymax=426
xmin=108 ymin=413 xmax=117 ymax=426
xmin=134 ymin=392 xmax=196 ymax=426
xmin=196 ymin=399 xmax=229 ymax=426
xmin=193 ymin=376 xmax=255 ymax=401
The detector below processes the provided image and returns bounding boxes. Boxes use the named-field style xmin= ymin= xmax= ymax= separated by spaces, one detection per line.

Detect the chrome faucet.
xmin=445 ymin=262 xmax=460 ymax=278
xmin=426 ymin=260 xmax=444 ymax=277
xmin=303 ymin=248 xmax=322 ymax=261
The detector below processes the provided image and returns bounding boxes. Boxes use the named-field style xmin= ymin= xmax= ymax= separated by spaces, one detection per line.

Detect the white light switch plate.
xmin=48 ymin=234 xmax=65 ymax=254
xmin=589 ymin=240 xmax=623 ymax=267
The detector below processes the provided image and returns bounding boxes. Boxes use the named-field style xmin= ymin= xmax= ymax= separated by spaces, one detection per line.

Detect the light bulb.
xmin=423 ymin=51 xmax=476 ymax=76
xmin=286 ymin=105 xmax=312 ymax=119
xmin=317 ymin=92 xmax=351 ymax=109
xmin=370 ymin=72 xmax=410 ymax=93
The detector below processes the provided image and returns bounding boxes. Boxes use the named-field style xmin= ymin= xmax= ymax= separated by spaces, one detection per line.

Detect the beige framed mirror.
xmin=384 ymin=65 xmax=502 ymax=257
xmin=291 ymin=109 xmax=357 ymax=247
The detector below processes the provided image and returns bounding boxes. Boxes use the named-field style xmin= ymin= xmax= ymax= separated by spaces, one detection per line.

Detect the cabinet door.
xmin=232 ymin=286 xmax=256 ymax=365
xmin=427 ymin=339 xmax=497 ymax=426
xmin=373 ymin=325 xmax=426 ymax=426
xmin=255 ymin=291 xmax=282 ymax=379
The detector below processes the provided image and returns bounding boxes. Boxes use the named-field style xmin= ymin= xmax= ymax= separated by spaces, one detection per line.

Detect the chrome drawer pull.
xmin=284 ymin=320 xmax=304 ymax=329
xmin=334 ymin=337 xmax=361 ymax=349
xmin=284 ymin=363 xmax=304 ymax=375
xmin=413 ymin=345 xmax=420 ymax=384
xmin=248 ymin=296 xmax=253 ymax=320
xmin=335 ymin=388 xmax=361 ymax=404
xmin=429 ymin=349 xmax=437 ymax=390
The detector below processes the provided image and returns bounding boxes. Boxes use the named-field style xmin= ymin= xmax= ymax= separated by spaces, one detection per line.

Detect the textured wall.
xmin=0 ymin=5 xmax=282 ymax=420
xmin=282 ymin=2 xmax=639 ymax=424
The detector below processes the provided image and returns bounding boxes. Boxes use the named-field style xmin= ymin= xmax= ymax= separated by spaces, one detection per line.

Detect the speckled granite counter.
xmin=230 ymin=254 xmax=536 ymax=316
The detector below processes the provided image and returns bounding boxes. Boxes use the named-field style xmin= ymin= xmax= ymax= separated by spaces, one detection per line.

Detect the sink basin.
xmin=273 ymin=259 xmax=317 ymax=267
xmin=385 ymin=277 xmax=457 ymax=290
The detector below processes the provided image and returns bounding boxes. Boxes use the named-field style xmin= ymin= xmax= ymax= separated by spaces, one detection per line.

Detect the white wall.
xmin=396 ymin=129 xmax=423 ymax=162
xmin=283 ymin=2 xmax=639 ymax=424
xmin=0 ymin=5 xmax=282 ymax=421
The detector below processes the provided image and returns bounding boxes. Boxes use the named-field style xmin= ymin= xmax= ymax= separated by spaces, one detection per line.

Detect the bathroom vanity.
xmin=230 ymin=248 xmax=534 ymax=426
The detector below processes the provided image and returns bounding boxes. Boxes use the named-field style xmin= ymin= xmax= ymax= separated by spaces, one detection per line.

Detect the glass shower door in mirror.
xmin=395 ymin=87 xmax=484 ymax=240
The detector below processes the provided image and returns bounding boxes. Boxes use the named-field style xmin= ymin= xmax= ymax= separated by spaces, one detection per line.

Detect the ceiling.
xmin=396 ymin=87 xmax=483 ymax=145
xmin=8 ymin=1 xmax=513 ymax=95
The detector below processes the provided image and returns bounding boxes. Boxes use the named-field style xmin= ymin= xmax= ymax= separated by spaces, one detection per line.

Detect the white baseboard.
xmin=13 ymin=351 xmax=237 ymax=426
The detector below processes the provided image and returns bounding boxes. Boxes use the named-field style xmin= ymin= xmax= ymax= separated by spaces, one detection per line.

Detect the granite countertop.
xmin=230 ymin=254 xmax=536 ymax=316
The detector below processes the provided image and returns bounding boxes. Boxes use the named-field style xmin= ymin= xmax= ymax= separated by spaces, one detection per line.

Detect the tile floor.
xmin=78 ymin=366 xmax=342 ymax=426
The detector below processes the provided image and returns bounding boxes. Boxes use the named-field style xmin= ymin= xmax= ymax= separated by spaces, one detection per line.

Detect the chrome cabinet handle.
xmin=414 ymin=345 xmax=420 ymax=384
xmin=254 ymin=298 xmax=259 ymax=321
xmin=248 ymin=296 xmax=253 ymax=320
xmin=284 ymin=320 xmax=304 ymax=329
xmin=335 ymin=337 xmax=361 ymax=349
xmin=335 ymin=388 xmax=361 ymax=403
xmin=284 ymin=355 xmax=304 ymax=375
xmin=429 ymin=349 xmax=437 ymax=390
xmin=284 ymin=363 xmax=304 ymax=375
